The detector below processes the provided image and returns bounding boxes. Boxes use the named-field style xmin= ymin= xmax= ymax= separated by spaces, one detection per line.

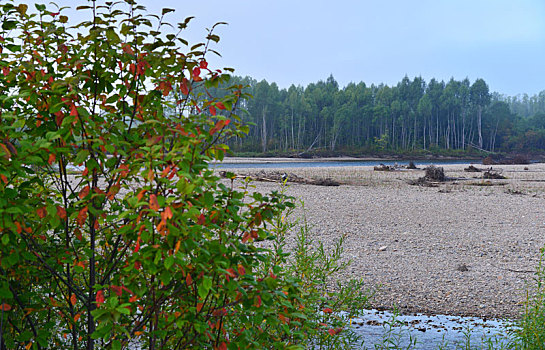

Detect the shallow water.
xmin=350 ymin=309 xmax=514 ymax=349
xmin=213 ymin=159 xmax=480 ymax=169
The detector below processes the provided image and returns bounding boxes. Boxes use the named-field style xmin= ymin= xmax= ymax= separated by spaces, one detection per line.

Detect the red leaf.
xmin=48 ymin=153 xmax=56 ymax=165
xmin=197 ymin=213 xmax=206 ymax=225
xmin=77 ymin=207 xmax=88 ymax=227
xmin=96 ymin=290 xmax=104 ymax=306
xmin=149 ymin=194 xmax=159 ymax=211
xmin=323 ymin=308 xmax=333 ymax=314
xmin=122 ymin=43 xmax=135 ymax=55
xmin=199 ymin=60 xmax=208 ymax=69
xmin=79 ymin=185 xmax=90 ymax=199
xmin=186 ymin=273 xmax=193 ymax=286
xmin=209 ymin=105 xmax=217 ymax=116
xmin=216 ymin=102 xmax=225 ymax=110
xmin=0 ymin=303 xmax=11 ymax=311
xmin=82 ymin=167 xmax=89 ymax=176
xmin=2 ymin=67 xmax=9 ymax=76
xmin=134 ymin=235 xmax=141 ymax=253
xmin=192 ymin=67 xmax=201 ymax=78
xmin=37 ymin=206 xmax=47 ymax=218
xmin=111 ymin=285 xmax=122 ymax=297
xmin=237 ymin=264 xmax=245 ymax=276
xmin=328 ymin=328 xmax=336 ymax=336
xmin=56 ymin=206 xmax=67 ymax=219
xmin=180 ymin=78 xmax=190 ymax=95
xmin=70 ymin=104 xmax=78 ymax=117
xmin=0 ymin=174 xmax=7 ymax=184
xmin=217 ymin=342 xmax=227 ymax=350
xmin=254 ymin=295 xmax=262 ymax=308
xmin=196 ymin=303 xmax=204 ymax=312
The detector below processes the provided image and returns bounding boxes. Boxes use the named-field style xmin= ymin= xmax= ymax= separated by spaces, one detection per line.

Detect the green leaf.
xmin=162 ymin=8 xmax=175 ymax=15
xmin=164 ymin=255 xmax=174 ymax=270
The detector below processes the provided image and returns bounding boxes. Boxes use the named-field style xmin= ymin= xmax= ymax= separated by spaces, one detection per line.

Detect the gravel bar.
xmin=224 ymin=162 xmax=545 ymax=319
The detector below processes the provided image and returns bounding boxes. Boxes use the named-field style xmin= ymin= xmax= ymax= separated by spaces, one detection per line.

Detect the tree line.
xmin=216 ymin=75 xmax=545 ymax=155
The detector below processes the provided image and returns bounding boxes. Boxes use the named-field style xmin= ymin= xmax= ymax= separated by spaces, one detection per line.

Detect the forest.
xmin=213 ymin=75 xmax=545 ymax=156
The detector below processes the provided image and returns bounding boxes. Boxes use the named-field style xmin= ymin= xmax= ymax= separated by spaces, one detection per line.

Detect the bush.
xmin=0 ymin=2 xmax=373 ymax=349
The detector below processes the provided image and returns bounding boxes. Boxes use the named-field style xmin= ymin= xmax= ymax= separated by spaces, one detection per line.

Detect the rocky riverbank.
xmin=223 ymin=162 xmax=545 ymax=319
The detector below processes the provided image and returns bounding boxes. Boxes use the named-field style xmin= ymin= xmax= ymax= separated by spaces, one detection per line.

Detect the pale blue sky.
xmin=16 ymin=0 xmax=545 ymax=95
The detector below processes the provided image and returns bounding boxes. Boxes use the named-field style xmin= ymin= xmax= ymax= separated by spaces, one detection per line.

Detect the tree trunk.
xmin=477 ymin=105 xmax=483 ymax=149
xmin=261 ymin=106 xmax=267 ymax=153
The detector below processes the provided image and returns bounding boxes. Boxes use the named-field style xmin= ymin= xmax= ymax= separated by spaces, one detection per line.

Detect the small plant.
xmin=265 ymin=197 xmax=374 ymax=349
xmin=513 ymin=247 xmax=545 ymax=349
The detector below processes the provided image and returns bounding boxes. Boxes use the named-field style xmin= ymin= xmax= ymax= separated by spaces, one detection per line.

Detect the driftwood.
xmin=408 ymin=165 xmax=445 ymax=187
xmin=464 ymin=165 xmax=482 ymax=172
xmin=374 ymin=162 xmax=419 ymax=172
xmin=483 ymin=169 xmax=506 ymax=179
xmin=483 ymin=154 xmax=530 ymax=165
xmin=220 ymin=170 xmax=340 ymax=186
xmin=374 ymin=164 xmax=395 ymax=171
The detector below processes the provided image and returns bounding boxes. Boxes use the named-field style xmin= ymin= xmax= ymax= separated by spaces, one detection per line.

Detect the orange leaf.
xmin=163 ymin=206 xmax=173 ymax=220
xmin=79 ymin=185 xmax=90 ymax=199
xmin=0 ymin=174 xmax=7 ymax=184
xmin=147 ymin=169 xmax=154 ymax=181
xmin=149 ymin=194 xmax=159 ymax=211
xmin=56 ymin=206 xmax=67 ymax=219
xmin=48 ymin=153 xmax=56 ymax=165
xmin=323 ymin=307 xmax=333 ymax=314
xmin=0 ymin=303 xmax=12 ymax=311
xmin=134 ymin=236 xmax=141 ymax=253
xmin=74 ymin=313 xmax=81 ymax=322
xmin=70 ymin=294 xmax=77 ymax=306
xmin=137 ymin=189 xmax=147 ymax=201
xmin=0 ymin=144 xmax=11 ymax=159
xmin=217 ymin=342 xmax=227 ymax=350
xmin=174 ymin=240 xmax=181 ymax=254
xmin=196 ymin=303 xmax=204 ymax=312
xmin=14 ymin=221 xmax=22 ymax=234
xmin=25 ymin=342 xmax=32 ymax=350
xmin=37 ymin=206 xmax=47 ymax=218
xmin=237 ymin=264 xmax=245 ymax=276
xmin=186 ymin=273 xmax=193 ymax=286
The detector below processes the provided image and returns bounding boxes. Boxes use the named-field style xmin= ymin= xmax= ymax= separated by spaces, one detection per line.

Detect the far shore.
xmin=218 ymin=155 xmax=484 ymax=164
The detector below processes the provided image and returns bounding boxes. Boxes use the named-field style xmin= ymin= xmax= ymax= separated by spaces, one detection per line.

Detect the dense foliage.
xmin=0 ymin=1 xmax=370 ymax=349
xmin=222 ymin=75 xmax=545 ymax=156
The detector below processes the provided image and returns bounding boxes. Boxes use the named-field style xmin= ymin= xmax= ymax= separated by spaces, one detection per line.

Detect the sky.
xmin=14 ymin=0 xmax=545 ymax=96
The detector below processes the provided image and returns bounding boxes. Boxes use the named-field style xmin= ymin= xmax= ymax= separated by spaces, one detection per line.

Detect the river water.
xmin=214 ymin=159 xmax=481 ymax=169
xmin=350 ymin=309 xmax=515 ymax=349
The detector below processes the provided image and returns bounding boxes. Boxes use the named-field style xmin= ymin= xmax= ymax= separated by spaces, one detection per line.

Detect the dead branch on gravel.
xmin=220 ymin=170 xmax=340 ymax=186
